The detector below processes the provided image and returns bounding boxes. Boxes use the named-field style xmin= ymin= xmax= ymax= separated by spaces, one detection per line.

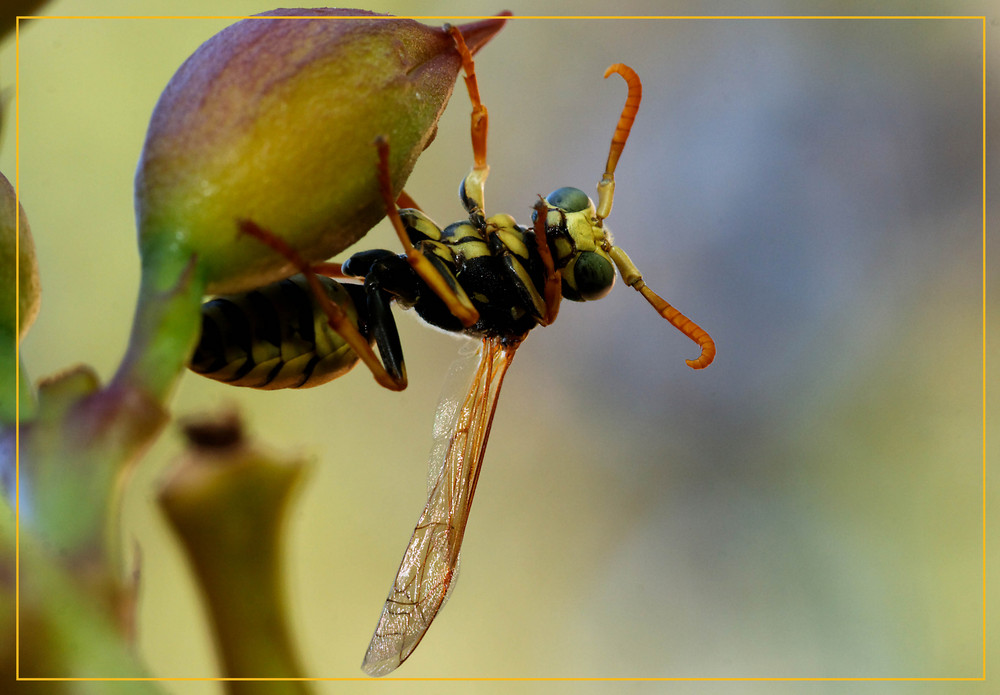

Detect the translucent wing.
xmin=362 ymin=335 xmax=518 ymax=676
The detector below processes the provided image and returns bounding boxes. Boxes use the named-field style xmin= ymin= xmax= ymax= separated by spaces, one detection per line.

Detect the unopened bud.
xmin=135 ymin=9 xmax=508 ymax=294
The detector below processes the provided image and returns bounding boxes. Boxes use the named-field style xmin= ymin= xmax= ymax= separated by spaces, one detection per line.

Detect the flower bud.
xmin=135 ymin=9 xmax=508 ymax=294
xmin=0 ymin=170 xmax=41 ymax=342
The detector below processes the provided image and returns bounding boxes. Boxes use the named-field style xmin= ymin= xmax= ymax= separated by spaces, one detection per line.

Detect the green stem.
xmin=160 ymin=417 xmax=313 ymax=693
xmin=112 ymin=241 xmax=206 ymax=402
xmin=17 ymin=242 xmax=204 ymax=579
xmin=2 ymin=494 xmax=166 ymax=687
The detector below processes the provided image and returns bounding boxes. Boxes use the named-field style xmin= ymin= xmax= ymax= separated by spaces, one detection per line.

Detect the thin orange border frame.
xmin=11 ymin=11 xmax=988 ymax=684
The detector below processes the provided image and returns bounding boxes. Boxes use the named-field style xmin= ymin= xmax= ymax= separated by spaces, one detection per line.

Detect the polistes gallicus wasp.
xmin=188 ymin=22 xmax=715 ymax=676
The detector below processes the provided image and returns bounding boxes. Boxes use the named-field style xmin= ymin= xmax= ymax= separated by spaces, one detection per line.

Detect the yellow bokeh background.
xmin=4 ymin=1 xmax=996 ymax=693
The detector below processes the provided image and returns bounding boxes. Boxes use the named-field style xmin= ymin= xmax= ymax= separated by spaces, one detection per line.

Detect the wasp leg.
xmin=445 ymin=24 xmax=489 ymax=174
xmin=530 ymin=198 xmax=562 ymax=326
xmin=340 ymin=249 xmax=409 ymax=385
xmin=596 ymin=64 xmax=642 ymax=225
xmin=314 ymin=261 xmax=348 ymax=278
xmin=236 ymin=220 xmax=407 ymax=390
xmin=345 ymin=247 xmax=469 ymax=337
xmin=446 ymin=23 xmax=490 ymax=225
xmin=374 ymin=136 xmax=479 ymax=327
xmin=395 ymin=189 xmax=423 ymax=212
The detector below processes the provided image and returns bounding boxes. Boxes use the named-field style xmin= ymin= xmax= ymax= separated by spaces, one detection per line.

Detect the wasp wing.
xmin=362 ymin=336 xmax=518 ymax=676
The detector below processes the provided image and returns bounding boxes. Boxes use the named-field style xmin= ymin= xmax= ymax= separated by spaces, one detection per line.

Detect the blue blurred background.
xmin=2 ymin=1 xmax=994 ymax=692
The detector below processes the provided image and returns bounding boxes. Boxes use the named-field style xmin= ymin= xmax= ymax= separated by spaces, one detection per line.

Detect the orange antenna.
xmin=597 ymin=64 xmax=642 ymax=223
xmin=608 ymin=245 xmax=716 ymax=370
xmin=637 ymin=284 xmax=716 ymax=369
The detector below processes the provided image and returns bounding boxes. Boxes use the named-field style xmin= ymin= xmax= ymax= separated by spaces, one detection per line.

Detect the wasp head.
xmin=532 ymin=187 xmax=616 ymax=302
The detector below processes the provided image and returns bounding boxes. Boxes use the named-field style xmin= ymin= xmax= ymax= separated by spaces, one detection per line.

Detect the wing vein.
xmin=361 ymin=336 xmax=518 ymax=676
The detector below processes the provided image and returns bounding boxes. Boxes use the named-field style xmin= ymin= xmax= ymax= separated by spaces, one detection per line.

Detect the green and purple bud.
xmin=135 ymin=9 xmax=508 ymax=295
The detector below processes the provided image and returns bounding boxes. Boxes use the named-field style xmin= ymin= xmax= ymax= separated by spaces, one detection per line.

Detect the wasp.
xmin=188 ymin=23 xmax=715 ymax=676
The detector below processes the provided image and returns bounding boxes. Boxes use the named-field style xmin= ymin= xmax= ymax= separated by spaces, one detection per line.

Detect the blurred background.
xmin=2 ymin=0 xmax=996 ymax=693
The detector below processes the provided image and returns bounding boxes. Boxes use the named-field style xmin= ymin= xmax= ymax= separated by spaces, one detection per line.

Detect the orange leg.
xmin=531 ymin=197 xmax=562 ymax=326
xmin=446 ymin=24 xmax=488 ymax=171
xmin=314 ymin=261 xmax=347 ymax=278
xmin=395 ymin=190 xmax=422 ymax=212
xmin=236 ymin=220 xmax=406 ymax=390
xmin=445 ymin=23 xmax=491 ymax=222
xmin=374 ymin=136 xmax=479 ymax=327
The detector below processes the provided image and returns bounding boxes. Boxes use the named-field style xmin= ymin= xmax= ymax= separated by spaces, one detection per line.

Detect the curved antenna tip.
xmin=684 ymin=334 xmax=716 ymax=370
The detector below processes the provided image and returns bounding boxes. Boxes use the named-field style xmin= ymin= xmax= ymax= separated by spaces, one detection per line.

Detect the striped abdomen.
xmin=190 ymin=275 xmax=370 ymax=389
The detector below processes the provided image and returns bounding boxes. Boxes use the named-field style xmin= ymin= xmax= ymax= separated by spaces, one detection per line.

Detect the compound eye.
xmin=568 ymin=251 xmax=615 ymax=301
xmin=545 ymin=187 xmax=592 ymax=213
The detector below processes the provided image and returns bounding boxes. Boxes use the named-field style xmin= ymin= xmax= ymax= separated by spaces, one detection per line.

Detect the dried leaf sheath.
xmin=362 ymin=337 xmax=518 ymax=676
